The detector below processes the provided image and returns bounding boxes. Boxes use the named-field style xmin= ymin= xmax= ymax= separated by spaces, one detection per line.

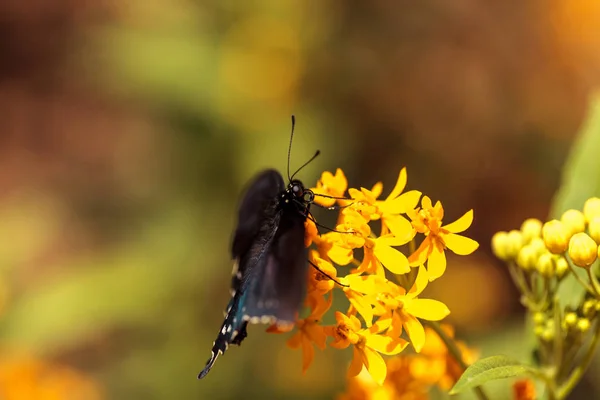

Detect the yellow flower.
xmin=375 ymin=168 xmax=422 ymax=240
xmin=374 ymin=265 xmax=450 ymax=352
xmin=311 ymin=168 xmax=348 ymax=207
xmin=286 ymin=292 xmax=332 ymax=373
xmin=359 ymin=235 xmax=411 ymax=276
xmin=326 ymin=311 xmax=407 ymax=385
xmin=408 ymin=197 xmax=478 ymax=281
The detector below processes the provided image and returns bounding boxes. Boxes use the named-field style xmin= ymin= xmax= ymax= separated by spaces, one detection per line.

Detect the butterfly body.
xmin=198 ymin=168 xmax=313 ymax=379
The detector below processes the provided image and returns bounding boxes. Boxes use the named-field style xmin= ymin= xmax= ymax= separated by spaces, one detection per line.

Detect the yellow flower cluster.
xmin=337 ymin=325 xmax=478 ymax=400
xmin=270 ymin=168 xmax=479 ymax=385
xmin=492 ymin=197 xmax=600 ymax=400
xmin=492 ymin=198 xmax=600 ymax=297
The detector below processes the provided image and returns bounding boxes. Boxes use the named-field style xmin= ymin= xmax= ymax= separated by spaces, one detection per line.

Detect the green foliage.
xmin=450 ymin=355 xmax=535 ymax=395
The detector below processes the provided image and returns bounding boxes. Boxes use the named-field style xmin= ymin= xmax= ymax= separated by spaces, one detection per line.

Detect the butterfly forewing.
xmin=198 ymin=169 xmax=309 ymax=379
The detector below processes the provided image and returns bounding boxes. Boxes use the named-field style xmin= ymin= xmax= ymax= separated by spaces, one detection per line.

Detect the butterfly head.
xmin=283 ymin=179 xmax=314 ymax=207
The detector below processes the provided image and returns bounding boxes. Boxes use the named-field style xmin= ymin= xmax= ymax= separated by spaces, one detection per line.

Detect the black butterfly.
xmin=198 ymin=116 xmax=324 ymax=379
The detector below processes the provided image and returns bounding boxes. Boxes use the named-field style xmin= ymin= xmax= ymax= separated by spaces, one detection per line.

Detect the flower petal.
xmin=347 ymin=347 xmax=364 ymax=378
xmin=366 ymin=334 xmax=408 ymax=355
xmin=387 ymin=168 xmax=407 ymax=200
xmin=405 ymin=299 xmax=450 ymax=321
xmin=381 ymin=190 xmax=422 ymax=214
xmin=408 ymin=237 xmax=432 ymax=266
xmin=361 ymin=347 xmax=387 ymax=385
xmin=444 ymin=233 xmax=479 ymax=255
xmin=442 ymin=209 xmax=473 ymax=233
xmin=408 ymin=264 xmax=429 ymax=297
xmin=301 ymin=337 xmax=315 ymax=373
xmin=427 ymin=246 xmax=446 ymax=281
xmin=403 ymin=314 xmax=426 ymax=352
xmin=382 ymin=216 xmax=415 ymax=243
xmin=345 ymin=289 xmax=374 ymax=327
xmin=328 ymin=244 xmax=354 ymax=265
xmin=373 ymin=242 xmax=410 ymax=274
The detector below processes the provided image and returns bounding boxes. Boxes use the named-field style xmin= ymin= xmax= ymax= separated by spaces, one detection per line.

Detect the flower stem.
xmin=565 ymin=258 xmax=596 ymax=295
xmin=586 ymin=267 xmax=600 ymax=296
xmin=426 ymin=321 xmax=491 ymax=400
xmin=556 ymin=320 xmax=600 ymax=399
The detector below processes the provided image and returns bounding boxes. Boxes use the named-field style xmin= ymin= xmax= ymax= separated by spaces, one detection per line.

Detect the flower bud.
xmin=542 ymin=220 xmax=570 ymax=254
xmin=583 ymin=197 xmax=600 ymax=222
xmin=517 ymin=246 xmax=538 ymax=271
xmin=588 ymin=216 xmax=600 ymax=244
xmin=555 ymin=256 xmax=569 ymax=280
xmin=568 ymin=232 xmax=598 ymax=268
xmin=533 ymin=312 xmax=546 ymax=325
xmin=577 ymin=318 xmax=591 ymax=333
xmin=491 ymin=231 xmax=511 ymax=261
xmin=521 ymin=218 xmax=543 ymax=243
xmin=582 ymin=300 xmax=597 ymax=319
xmin=506 ymin=230 xmax=525 ymax=259
xmin=536 ymin=253 xmax=555 ymax=277
xmin=564 ymin=312 xmax=578 ymax=328
xmin=561 ymin=209 xmax=586 ymax=236
xmin=528 ymin=238 xmax=547 ymax=257
xmin=541 ymin=327 xmax=555 ymax=341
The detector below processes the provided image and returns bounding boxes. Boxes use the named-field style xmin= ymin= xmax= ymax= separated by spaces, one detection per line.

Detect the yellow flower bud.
xmin=506 ymin=230 xmax=525 ymax=259
xmin=589 ymin=216 xmax=600 ymax=244
xmin=533 ymin=312 xmax=546 ymax=325
xmin=582 ymin=300 xmax=597 ymax=319
xmin=528 ymin=238 xmax=546 ymax=257
xmin=541 ymin=327 xmax=554 ymax=341
xmin=577 ymin=318 xmax=591 ymax=333
xmin=561 ymin=209 xmax=586 ymax=236
xmin=534 ymin=326 xmax=545 ymax=338
xmin=583 ymin=197 xmax=600 ymax=222
xmin=521 ymin=218 xmax=543 ymax=243
xmin=517 ymin=246 xmax=538 ymax=271
xmin=568 ymin=232 xmax=598 ymax=268
xmin=491 ymin=231 xmax=511 ymax=260
xmin=555 ymin=256 xmax=569 ymax=280
xmin=536 ymin=253 xmax=555 ymax=277
xmin=564 ymin=312 xmax=578 ymax=328
xmin=542 ymin=220 xmax=570 ymax=254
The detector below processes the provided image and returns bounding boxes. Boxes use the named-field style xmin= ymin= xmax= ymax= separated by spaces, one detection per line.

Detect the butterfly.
xmin=198 ymin=116 xmax=327 ymax=379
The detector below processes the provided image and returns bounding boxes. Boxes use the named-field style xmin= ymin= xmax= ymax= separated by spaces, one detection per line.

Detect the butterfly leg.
xmin=308 ymin=259 xmax=348 ymax=288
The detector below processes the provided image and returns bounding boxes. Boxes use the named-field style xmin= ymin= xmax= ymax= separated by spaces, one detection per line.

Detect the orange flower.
xmin=513 ymin=379 xmax=536 ymax=400
xmin=286 ymin=292 xmax=332 ymax=373
xmin=0 ymin=355 xmax=103 ymax=400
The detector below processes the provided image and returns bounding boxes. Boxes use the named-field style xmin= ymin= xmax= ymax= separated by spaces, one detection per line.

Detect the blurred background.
xmin=1 ymin=0 xmax=600 ymax=399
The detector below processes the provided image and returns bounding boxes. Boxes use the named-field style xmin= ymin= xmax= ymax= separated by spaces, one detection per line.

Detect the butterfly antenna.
xmin=287 ymin=115 xmax=296 ymax=182
xmin=291 ymin=150 xmax=320 ymax=181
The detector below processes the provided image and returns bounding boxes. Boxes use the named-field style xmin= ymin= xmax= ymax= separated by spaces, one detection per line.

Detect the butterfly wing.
xmin=198 ymin=169 xmax=286 ymax=379
xmin=242 ymin=204 xmax=308 ymax=323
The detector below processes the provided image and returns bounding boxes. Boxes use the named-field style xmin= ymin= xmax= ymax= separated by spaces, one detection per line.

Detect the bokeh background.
xmin=1 ymin=1 xmax=600 ymax=399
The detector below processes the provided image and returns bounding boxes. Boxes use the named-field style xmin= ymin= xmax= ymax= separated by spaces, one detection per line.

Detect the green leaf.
xmin=550 ymin=92 xmax=600 ymax=308
xmin=450 ymin=355 xmax=535 ymax=395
